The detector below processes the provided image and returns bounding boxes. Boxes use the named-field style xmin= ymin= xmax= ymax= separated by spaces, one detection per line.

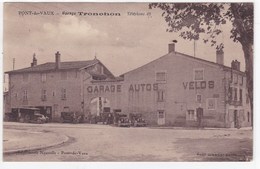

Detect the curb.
xmin=3 ymin=133 xmax=69 ymax=155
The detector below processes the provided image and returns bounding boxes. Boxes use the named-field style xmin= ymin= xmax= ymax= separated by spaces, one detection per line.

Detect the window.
xmin=207 ymin=98 xmax=216 ymax=110
xmin=157 ymin=90 xmax=165 ymax=102
xmin=228 ymin=87 xmax=233 ymax=101
xmin=187 ymin=110 xmax=196 ymax=120
xmin=246 ymin=94 xmax=249 ymax=104
xmin=234 ymin=88 xmax=238 ymax=101
xmin=247 ymin=112 xmax=250 ymax=122
xmin=41 ymin=89 xmax=47 ymax=101
xmin=233 ymin=74 xmax=238 ymax=84
xmin=23 ymin=90 xmax=28 ymax=101
xmin=61 ymin=72 xmax=67 ymax=80
xmin=52 ymin=91 xmax=55 ymax=97
xmin=239 ymin=75 xmax=243 ymax=85
xmin=196 ymin=94 xmax=202 ymax=103
xmin=23 ymin=74 xmax=29 ymax=82
xmin=156 ymin=72 xmax=166 ymax=82
xmin=61 ymin=88 xmax=66 ymax=100
xmin=194 ymin=69 xmax=204 ymax=81
xmin=158 ymin=111 xmax=165 ymax=118
xmin=41 ymin=73 xmax=47 ymax=82
xmin=239 ymin=89 xmax=243 ymax=103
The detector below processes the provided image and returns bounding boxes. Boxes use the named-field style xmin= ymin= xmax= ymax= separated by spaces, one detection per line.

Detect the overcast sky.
xmin=4 ymin=2 xmax=245 ymax=76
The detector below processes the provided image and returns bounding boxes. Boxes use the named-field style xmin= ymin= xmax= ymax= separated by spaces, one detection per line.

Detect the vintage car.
xmin=133 ymin=118 xmax=147 ymax=127
xmin=118 ymin=117 xmax=131 ymax=127
xmin=130 ymin=113 xmax=147 ymax=127
xmin=9 ymin=107 xmax=48 ymax=124
xmin=30 ymin=113 xmax=49 ymax=124
xmin=60 ymin=111 xmax=84 ymax=124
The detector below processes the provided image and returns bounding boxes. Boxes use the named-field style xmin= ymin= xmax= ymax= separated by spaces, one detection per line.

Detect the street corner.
xmin=3 ymin=128 xmax=69 ymax=154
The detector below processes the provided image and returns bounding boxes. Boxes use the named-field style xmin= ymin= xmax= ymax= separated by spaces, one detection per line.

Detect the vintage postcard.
xmin=2 ymin=2 xmax=253 ymax=163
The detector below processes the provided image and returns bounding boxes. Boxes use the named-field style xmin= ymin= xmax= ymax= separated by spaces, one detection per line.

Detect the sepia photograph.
xmin=2 ymin=2 xmax=254 ymax=163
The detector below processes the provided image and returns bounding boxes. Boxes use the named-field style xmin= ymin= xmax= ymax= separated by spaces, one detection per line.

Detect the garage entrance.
xmin=90 ymin=97 xmax=111 ymax=116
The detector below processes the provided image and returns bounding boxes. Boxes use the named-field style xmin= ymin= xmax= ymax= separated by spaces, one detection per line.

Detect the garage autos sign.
xmin=87 ymin=83 xmax=159 ymax=93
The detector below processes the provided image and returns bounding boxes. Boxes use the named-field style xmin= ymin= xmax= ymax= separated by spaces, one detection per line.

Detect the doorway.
xmin=234 ymin=110 xmax=240 ymax=128
xmin=158 ymin=110 xmax=165 ymax=125
xmin=90 ymin=97 xmax=111 ymax=116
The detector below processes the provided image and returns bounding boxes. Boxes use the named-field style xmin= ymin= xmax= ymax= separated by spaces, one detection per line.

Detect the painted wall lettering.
xmin=87 ymin=85 xmax=122 ymax=93
xmin=183 ymin=82 xmax=188 ymax=89
xmin=129 ymin=83 xmax=158 ymax=92
xmin=183 ymin=81 xmax=214 ymax=90
xmin=87 ymin=83 xmax=157 ymax=93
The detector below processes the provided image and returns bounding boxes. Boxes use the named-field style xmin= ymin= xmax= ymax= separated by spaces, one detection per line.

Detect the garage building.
xmin=5 ymin=44 xmax=252 ymax=128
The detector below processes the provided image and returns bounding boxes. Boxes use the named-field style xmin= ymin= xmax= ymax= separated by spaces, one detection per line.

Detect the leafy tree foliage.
xmin=149 ymin=3 xmax=253 ymax=125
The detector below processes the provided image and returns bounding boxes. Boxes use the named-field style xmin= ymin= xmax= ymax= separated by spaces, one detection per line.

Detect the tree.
xmin=149 ymin=3 xmax=253 ymax=126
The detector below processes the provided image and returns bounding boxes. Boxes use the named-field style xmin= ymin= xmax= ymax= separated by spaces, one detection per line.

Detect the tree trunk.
xmin=242 ymin=43 xmax=253 ymax=127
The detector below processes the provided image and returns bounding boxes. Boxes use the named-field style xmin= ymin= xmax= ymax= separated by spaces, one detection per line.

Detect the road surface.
xmin=3 ymin=122 xmax=253 ymax=161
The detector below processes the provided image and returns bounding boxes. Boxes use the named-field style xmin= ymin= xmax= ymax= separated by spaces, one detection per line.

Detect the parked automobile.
xmin=133 ymin=118 xmax=147 ymax=127
xmin=118 ymin=117 xmax=131 ymax=127
xmin=30 ymin=113 xmax=48 ymax=124
xmin=130 ymin=113 xmax=147 ymax=127
xmin=8 ymin=107 xmax=48 ymax=124
xmin=60 ymin=111 xmax=84 ymax=124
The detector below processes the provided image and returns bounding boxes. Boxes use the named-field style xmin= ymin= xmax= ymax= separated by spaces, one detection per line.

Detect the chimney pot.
xmin=31 ymin=53 xmax=37 ymax=67
xmin=55 ymin=51 xmax=61 ymax=69
xmin=231 ymin=60 xmax=240 ymax=71
xmin=216 ymin=48 xmax=224 ymax=65
xmin=168 ymin=43 xmax=175 ymax=53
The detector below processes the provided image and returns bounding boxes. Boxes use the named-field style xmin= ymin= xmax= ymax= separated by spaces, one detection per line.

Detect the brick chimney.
xmin=216 ymin=48 xmax=224 ymax=65
xmin=31 ymin=53 xmax=37 ymax=67
xmin=231 ymin=60 xmax=240 ymax=71
xmin=168 ymin=43 xmax=176 ymax=53
xmin=55 ymin=51 xmax=61 ymax=69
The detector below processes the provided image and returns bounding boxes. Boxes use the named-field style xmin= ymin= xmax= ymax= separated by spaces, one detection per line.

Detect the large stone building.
xmin=5 ymin=44 xmax=252 ymax=128
xmin=5 ymin=52 xmax=115 ymax=121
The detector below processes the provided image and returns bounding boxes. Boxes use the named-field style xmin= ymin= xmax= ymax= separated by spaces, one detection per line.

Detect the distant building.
xmin=5 ymin=44 xmax=252 ymax=128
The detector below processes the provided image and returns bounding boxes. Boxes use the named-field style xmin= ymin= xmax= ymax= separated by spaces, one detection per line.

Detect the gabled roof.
xmin=6 ymin=60 xmax=99 ymax=74
xmin=121 ymin=51 xmax=245 ymax=76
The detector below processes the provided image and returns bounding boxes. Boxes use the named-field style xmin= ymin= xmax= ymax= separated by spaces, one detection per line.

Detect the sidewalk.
xmin=3 ymin=128 xmax=69 ymax=154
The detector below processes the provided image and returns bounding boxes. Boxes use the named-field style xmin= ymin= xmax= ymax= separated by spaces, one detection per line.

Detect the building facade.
xmin=5 ymin=52 xmax=115 ymax=121
xmin=5 ymin=44 xmax=252 ymax=128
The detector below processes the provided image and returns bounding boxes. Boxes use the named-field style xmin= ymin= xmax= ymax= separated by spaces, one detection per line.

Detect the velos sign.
xmin=183 ymin=81 xmax=214 ymax=90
